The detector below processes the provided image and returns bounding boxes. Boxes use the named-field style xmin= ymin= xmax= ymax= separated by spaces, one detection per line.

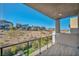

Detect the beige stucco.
xmin=70 ymin=17 xmax=78 ymax=28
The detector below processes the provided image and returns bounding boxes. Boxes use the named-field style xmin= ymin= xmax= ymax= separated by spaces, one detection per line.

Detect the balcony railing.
xmin=0 ymin=36 xmax=52 ymax=56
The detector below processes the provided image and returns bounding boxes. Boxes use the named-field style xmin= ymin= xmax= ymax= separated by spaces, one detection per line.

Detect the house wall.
xmin=56 ymin=33 xmax=79 ymax=48
xmin=70 ymin=16 xmax=79 ymax=33
xmin=54 ymin=33 xmax=79 ymax=55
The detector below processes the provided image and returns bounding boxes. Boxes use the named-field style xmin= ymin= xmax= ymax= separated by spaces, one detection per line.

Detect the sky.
xmin=0 ymin=3 xmax=74 ymax=30
xmin=60 ymin=17 xmax=70 ymax=30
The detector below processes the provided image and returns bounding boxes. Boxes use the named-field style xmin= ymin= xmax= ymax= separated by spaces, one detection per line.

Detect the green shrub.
xmin=10 ymin=46 xmax=17 ymax=55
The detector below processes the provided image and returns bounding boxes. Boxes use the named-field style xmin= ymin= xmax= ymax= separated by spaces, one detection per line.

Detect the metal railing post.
xmin=1 ymin=48 xmax=3 ymax=56
xmin=39 ymin=38 xmax=41 ymax=54
xmin=47 ymin=37 xmax=48 ymax=50
xmin=27 ymin=41 xmax=29 ymax=56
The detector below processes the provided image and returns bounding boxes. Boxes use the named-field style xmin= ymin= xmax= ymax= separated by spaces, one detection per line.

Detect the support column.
xmin=78 ymin=15 xmax=79 ymax=33
xmin=52 ymin=19 xmax=60 ymax=45
xmin=56 ymin=19 xmax=60 ymax=33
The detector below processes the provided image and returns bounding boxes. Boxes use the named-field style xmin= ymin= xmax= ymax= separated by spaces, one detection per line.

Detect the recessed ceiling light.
xmin=58 ymin=13 xmax=62 ymax=16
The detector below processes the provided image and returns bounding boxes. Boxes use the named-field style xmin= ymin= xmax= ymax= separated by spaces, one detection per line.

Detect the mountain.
xmin=0 ymin=20 xmax=13 ymax=30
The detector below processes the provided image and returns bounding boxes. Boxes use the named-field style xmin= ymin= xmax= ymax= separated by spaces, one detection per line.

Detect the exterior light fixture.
xmin=58 ymin=13 xmax=62 ymax=16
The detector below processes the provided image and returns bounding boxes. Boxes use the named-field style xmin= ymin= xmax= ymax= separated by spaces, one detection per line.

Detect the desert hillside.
xmin=0 ymin=30 xmax=52 ymax=47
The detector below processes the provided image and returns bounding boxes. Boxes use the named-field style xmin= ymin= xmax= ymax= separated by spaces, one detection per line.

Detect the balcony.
xmin=0 ymin=3 xmax=79 ymax=56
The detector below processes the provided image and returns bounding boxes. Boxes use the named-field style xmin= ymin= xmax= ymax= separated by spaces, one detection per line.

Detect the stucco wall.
xmin=56 ymin=33 xmax=79 ymax=48
xmin=54 ymin=33 xmax=79 ymax=55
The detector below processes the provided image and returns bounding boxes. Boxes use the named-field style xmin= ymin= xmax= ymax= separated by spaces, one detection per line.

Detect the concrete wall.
xmin=54 ymin=33 xmax=79 ymax=55
xmin=56 ymin=33 xmax=79 ymax=47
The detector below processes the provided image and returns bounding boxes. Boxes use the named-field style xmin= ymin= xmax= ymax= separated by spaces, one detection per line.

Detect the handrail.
xmin=0 ymin=36 xmax=50 ymax=49
xmin=0 ymin=35 xmax=52 ymax=56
